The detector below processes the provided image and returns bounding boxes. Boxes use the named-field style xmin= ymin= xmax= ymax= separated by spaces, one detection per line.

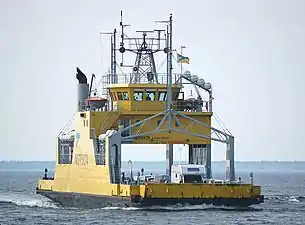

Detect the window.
xmin=86 ymin=120 xmax=89 ymax=127
xmin=123 ymin=92 xmax=129 ymax=100
xmin=134 ymin=91 xmax=143 ymax=101
xmin=146 ymin=91 xmax=155 ymax=101
xmin=187 ymin=168 xmax=200 ymax=172
xmin=158 ymin=92 xmax=167 ymax=101
xmin=184 ymin=175 xmax=203 ymax=183
xmin=117 ymin=92 xmax=123 ymax=100
xmin=178 ymin=92 xmax=184 ymax=100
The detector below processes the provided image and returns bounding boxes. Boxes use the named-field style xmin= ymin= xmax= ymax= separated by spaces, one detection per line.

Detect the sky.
xmin=1 ymin=0 xmax=305 ymax=161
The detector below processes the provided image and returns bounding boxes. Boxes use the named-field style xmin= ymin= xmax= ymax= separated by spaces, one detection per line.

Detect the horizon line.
xmin=1 ymin=160 xmax=305 ymax=163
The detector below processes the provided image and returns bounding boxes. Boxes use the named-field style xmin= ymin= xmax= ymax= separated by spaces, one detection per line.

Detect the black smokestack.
xmin=76 ymin=67 xmax=88 ymax=84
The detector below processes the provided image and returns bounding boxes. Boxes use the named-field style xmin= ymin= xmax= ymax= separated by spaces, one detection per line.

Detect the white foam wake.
xmin=0 ymin=193 xmax=58 ymax=208
xmin=288 ymin=196 xmax=300 ymax=203
xmin=102 ymin=206 xmax=141 ymax=211
xmin=101 ymin=204 xmax=215 ymax=211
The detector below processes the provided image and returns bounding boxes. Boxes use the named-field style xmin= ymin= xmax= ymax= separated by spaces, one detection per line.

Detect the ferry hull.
xmin=36 ymin=189 xmax=264 ymax=208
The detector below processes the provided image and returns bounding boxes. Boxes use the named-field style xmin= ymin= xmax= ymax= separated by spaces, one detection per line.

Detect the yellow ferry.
xmin=36 ymin=12 xmax=264 ymax=208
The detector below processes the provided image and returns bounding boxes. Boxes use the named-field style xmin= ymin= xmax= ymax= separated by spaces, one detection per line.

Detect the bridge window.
xmin=123 ymin=92 xmax=129 ymax=100
xmin=117 ymin=92 xmax=123 ymax=100
xmin=146 ymin=91 xmax=155 ymax=101
xmin=158 ymin=92 xmax=167 ymax=101
xmin=134 ymin=91 xmax=143 ymax=101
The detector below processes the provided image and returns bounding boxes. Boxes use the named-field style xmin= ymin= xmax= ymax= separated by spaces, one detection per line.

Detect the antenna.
xmin=100 ymin=30 xmax=117 ymax=83
xmin=154 ymin=29 xmax=165 ymax=49
xmin=113 ymin=29 xmax=117 ymax=80
xmin=168 ymin=14 xmax=173 ymax=128
xmin=156 ymin=14 xmax=173 ymax=114
xmin=119 ymin=10 xmax=130 ymax=66
xmin=114 ymin=13 xmax=168 ymax=83
xmin=102 ymin=12 xmax=169 ymax=84
xmin=120 ymin=10 xmax=124 ymax=47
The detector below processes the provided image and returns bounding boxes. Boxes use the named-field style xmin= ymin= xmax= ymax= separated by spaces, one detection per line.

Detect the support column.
xmin=166 ymin=144 xmax=173 ymax=180
xmin=226 ymin=136 xmax=235 ymax=181
xmin=206 ymin=144 xmax=212 ymax=179
xmin=107 ymin=132 xmax=122 ymax=184
xmin=188 ymin=144 xmax=194 ymax=164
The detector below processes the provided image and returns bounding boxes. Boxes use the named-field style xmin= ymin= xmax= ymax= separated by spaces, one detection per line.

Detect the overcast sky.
xmin=1 ymin=0 xmax=305 ymax=161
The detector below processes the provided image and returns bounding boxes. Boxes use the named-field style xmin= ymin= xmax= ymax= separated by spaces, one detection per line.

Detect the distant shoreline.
xmin=1 ymin=160 xmax=305 ymax=163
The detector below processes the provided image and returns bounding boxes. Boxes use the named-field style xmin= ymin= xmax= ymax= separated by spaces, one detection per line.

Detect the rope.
xmin=58 ymin=114 xmax=75 ymax=136
xmin=188 ymin=76 xmax=232 ymax=135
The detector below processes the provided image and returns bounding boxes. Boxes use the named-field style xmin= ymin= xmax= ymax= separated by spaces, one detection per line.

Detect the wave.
xmin=100 ymin=204 xmax=262 ymax=212
xmin=0 ymin=193 xmax=59 ymax=208
xmin=99 ymin=194 xmax=305 ymax=212
xmin=0 ymin=192 xmax=303 ymax=211
xmin=265 ymin=194 xmax=304 ymax=203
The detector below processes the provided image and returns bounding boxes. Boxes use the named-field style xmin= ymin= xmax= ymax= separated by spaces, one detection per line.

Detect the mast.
xmin=167 ymin=14 xmax=173 ymax=128
xmin=116 ymin=11 xmax=166 ymax=84
xmin=110 ymin=34 xmax=114 ymax=83
xmin=180 ymin=45 xmax=186 ymax=74
xmin=113 ymin=29 xmax=117 ymax=83
xmin=109 ymin=29 xmax=117 ymax=84
xmin=166 ymin=14 xmax=173 ymax=180
xmin=100 ymin=28 xmax=117 ymax=111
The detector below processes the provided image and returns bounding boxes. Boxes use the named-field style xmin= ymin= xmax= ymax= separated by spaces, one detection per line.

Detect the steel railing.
xmin=102 ymin=73 xmax=183 ymax=85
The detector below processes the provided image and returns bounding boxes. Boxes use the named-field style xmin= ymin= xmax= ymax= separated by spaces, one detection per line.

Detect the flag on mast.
xmin=177 ymin=53 xmax=190 ymax=64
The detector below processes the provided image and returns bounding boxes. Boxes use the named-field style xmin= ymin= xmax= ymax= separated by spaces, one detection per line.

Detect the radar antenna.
xmin=118 ymin=11 xmax=167 ymax=84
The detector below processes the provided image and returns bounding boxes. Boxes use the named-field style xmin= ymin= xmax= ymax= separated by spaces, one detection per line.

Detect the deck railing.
xmin=109 ymin=100 xmax=210 ymax=112
xmin=102 ymin=73 xmax=182 ymax=85
xmin=172 ymin=100 xmax=210 ymax=112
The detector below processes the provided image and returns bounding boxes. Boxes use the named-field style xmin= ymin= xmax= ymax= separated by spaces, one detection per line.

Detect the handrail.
xmin=104 ymin=100 xmax=211 ymax=112
xmin=102 ymin=73 xmax=183 ymax=85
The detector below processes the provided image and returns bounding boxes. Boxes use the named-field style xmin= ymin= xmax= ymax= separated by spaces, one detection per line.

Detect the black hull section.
xmin=36 ymin=189 xmax=264 ymax=209
xmin=36 ymin=189 xmax=130 ymax=208
xmin=139 ymin=196 xmax=264 ymax=207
